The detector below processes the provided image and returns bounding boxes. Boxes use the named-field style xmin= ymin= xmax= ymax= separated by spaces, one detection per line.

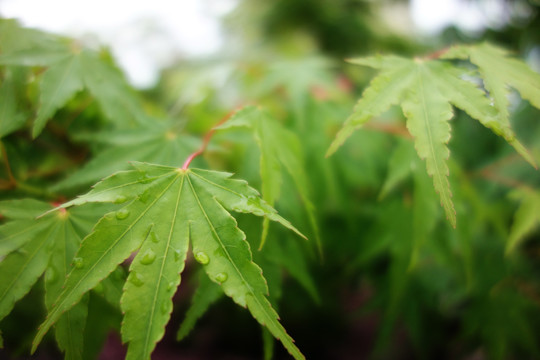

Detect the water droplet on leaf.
xmin=150 ymin=231 xmax=159 ymax=243
xmin=215 ymin=272 xmax=228 ymax=283
xmin=160 ymin=301 xmax=171 ymax=314
xmin=138 ymin=190 xmax=150 ymax=203
xmin=174 ymin=249 xmax=182 ymax=261
xmin=73 ymin=257 xmax=84 ymax=269
xmin=167 ymin=282 xmax=175 ymax=291
xmin=114 ymin=195 xmax=127 ymax=204
xmin=140 ymin=249 xmax=156 ymax=265
xmin=130 ymin=272 xmax=144 ymax=287
xmin=116 ymin=209 xmax=130 ymax=220
xmin=194 ymin=251 xmax=210 ymax=265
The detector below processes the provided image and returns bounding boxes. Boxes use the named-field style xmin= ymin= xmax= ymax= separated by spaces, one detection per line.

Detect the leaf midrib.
xmin=140 ymin=173 xmax=184 ymax=357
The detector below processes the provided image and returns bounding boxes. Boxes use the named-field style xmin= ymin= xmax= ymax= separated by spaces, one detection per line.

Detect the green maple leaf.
xmin=219 ymin=106 xmax=320 ymax=251
xmin=253 ymin=57 xmax=335 ymax=130
xmin=0 ymin=199 xmax=107 ymax=359
xmin=0 ymin=19 xmax=67 ymax=57
xmin=0 ymin=24 xmax=147 ymax=137
xmin=32 ymin=162 xmax=306 ymax=360
xmin=506 ymin=188 xmax=540 ymax=254
xmin=176 ymin=271 xmax=223 ymax=341
xmin=0 ymin=67 xmax=27 ymax=138
xmin=442 ymin=43 xmax=540 ymax=166
xmin=327 ymin=51 xmax=536 ymax=227
xmin=51 ymin=121 xmax=199 ymax=191
xmin=443 ymin=43 xmax=540 ymax=126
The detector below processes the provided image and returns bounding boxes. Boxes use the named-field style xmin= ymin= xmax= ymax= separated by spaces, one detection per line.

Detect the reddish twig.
xmin=364 ymin=122 xmax=412 ymax=139
xmin=424 ymin=46 xmax=450 ymax=60
xmin=181 ymin=109 xmax=238 ymax=170
xmin=476 ymin=168 xmax=534 ymax=191
xmin=0 ymin=141 xmax=16 ymax=188
xmin=473 ymin=153 xmax=536 ymax=191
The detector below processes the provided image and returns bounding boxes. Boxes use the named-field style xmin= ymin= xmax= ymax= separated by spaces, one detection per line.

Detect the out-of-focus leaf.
xmin=176 ymin=272 xmax=223 ymax=341
xmin=51 ymin=122 xmax=200 ymax=191
xmin=506 ymin=188 xmax=540 ymax=254
xmin=219 ymin=106 xmax=319 ymax=251
xmin=0 ymin=200 xmax=105 ymax=359
xmin=328 ymin=50 xmax=536 ymax=227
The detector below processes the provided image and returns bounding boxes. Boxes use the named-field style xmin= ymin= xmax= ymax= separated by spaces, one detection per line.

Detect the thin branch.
xmin=476 ymin=168 xmax=535 ymax=191
xmin=364 ymin=121 xmax=412 ymax=139
xmin=181 ymin=109 xmax=238 ymax=170
xmin=0 ymin=141 xmax=16 ymax=188
xmin=423 ymin=46 xmax=450 ymax=60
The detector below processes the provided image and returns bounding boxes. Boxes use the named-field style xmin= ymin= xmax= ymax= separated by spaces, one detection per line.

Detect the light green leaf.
xmin=326 ymin=56 xmax=416 ymax=157
xmin=378 ymin=138 xmax=416 ymax=200
xmin=0 ymin=200 xmax=56 ymax=257
xmin=265 ymin=236 xmax=320 ymax=304
xmin=0 ymin=68 xmax=27 ymax=138
xmin=0 ymin=27 xmax=148 ymax=137
xmin=176 ymin=272 xmax=223 ymax=341
xmin=0 ymin=198 xmax=52 ymax=219
xmin=121 ymin=174 xmax=190 ymax=360
xmin=79 ymin=51 xmax=148 ymax=127
xmin=0 ymin=200 xmax=102 ymax=358
xmin=402 ymin=60 xmax=455 ymax=226
xmin=0 ymin=219 xmax=58 ymax=322
xmin=33 ymin=55 xmax=84 ymax=137
xmin=220 ymin=106 xmax=317 ymax=250
xmin=51 ymin=123 xmax=199 ymax=191
xmin=186 ymin=170 xmax=305 ymax=360
xmin=442 ymin=43 xmax=538 ymax=167
xmin=0 ymin=19 xmax=68 ymax=59
xmin=253 ymin=57 xmax=335 ymax=129
xmin=444 ymin=42 xmax=540 ymax=113
xmin=329 ymin=51 xmax=536 ymax=227
xmin=44 ymin=215 xmax=89 ymax=360
xmin=33 ymin=164 xmax=305 ymax=360
xmin=506 ymin=189 xmax=540 ymax=254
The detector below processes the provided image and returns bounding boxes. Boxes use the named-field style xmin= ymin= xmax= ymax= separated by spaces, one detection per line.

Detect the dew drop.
xmin=116 ymin=209 xmax=130 ymax=220
xmin=45 ymin=268 xmax=56 ymax=283
xmin=138 ymin=190 xmax=150 ymax=203
xmin=194 ymin=251 xmax=209 ymax=265
xmin=129 ymin=272 xmax=144 ymax=287
xmin=174 ymin=249 xmax=182 ymax=261
xmin=140 ymin=249 xmax=156 ymax=265
xmin=150 ymin=231 xmax=159 ymax=243
xmin=160 ymin=301 xmax=171 ymax=314
xmin=114 ymin=195 xmax=127 ymax=204
xmin=215 ymin=272 xmax=228 ymax=283
xmin=73 ymin=257 xmax=84 ymax=269
xmin=167 ymin=282 xmax=175 ymax=291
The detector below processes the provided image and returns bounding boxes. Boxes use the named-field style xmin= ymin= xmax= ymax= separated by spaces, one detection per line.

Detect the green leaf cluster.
xmin=1 ymin=17 xmax=540 ymax=360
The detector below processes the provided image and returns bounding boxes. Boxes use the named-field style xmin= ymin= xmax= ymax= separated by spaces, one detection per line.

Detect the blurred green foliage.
xmin=1 ymin=0 xmax=540 ymax=359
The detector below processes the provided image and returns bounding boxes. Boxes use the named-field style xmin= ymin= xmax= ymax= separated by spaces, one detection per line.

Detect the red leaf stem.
xmin=181 ymin=109 xmax=238 ymax=170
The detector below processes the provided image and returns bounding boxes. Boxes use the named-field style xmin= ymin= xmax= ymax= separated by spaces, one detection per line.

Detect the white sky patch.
xmin=410 ymin=0 xmax=487 ymax=34
xmin=0 ymin=0 xmax=237 ymax=88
